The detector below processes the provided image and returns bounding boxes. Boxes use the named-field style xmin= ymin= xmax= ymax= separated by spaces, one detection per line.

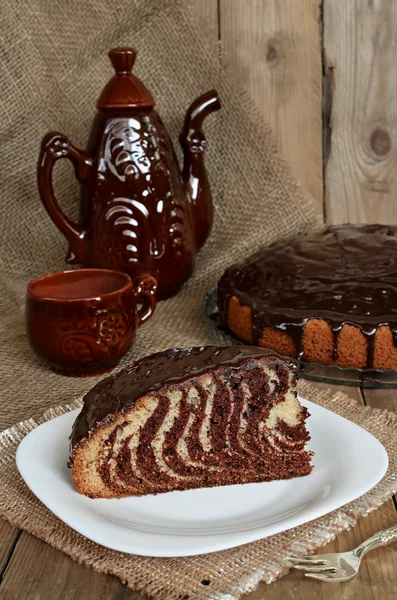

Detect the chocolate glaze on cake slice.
xmin=70 ymin=346 xmax=313 ymax=498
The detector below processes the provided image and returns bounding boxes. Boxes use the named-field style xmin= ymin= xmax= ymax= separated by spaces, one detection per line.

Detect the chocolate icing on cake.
xmin=70 ymin=345 xmax=298 ymax=448
xmin=218 ymin=224 xmax=397 ymax=368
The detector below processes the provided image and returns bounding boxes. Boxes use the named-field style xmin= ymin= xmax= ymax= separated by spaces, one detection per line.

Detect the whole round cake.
xmin=218 ymin=224 xmax=397 ymax=370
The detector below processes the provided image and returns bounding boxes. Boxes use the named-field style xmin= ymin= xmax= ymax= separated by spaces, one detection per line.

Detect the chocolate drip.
xmin=218 ymin=224 xmax=397 ymax=368
xmin=331 ymin=324 xmax=343 ymax=362
xmin=70 ymin=345 xmax=298 ymax=449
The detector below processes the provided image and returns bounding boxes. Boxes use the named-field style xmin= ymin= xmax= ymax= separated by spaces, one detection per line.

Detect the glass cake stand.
xmin=203 ymin=286 xmax=397 ymax=389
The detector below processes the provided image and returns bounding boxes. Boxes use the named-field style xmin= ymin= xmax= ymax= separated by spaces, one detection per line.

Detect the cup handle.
xmin=37 ymin=131 xmax=93 ymax=264
xmin=134 ymin=274 xmax=157 ymax=327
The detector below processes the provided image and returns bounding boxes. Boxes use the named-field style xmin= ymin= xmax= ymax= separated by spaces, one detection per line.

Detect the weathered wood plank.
xmin=323 ymin=0 xmax=397 ymax=224
xmin=0 ymin=521 xmax=20 ymax=581
xmin=220 ymin=0 xmax=323 ymax=210
xmin=186 ymin=0 xmax=219 ymax=43
xmin=362 ymin=388 xmax=397 ymax=414
xmin=0 ymin=532 xmax=146 ymax=600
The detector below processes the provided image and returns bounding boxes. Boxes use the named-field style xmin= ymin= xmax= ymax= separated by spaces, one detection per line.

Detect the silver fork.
xmin=286 ymin=523 xmax=397 ymax=582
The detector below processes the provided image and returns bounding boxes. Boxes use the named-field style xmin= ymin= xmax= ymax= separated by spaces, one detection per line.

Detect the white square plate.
xmin=16 ymin=396 xmax=388 ymax=557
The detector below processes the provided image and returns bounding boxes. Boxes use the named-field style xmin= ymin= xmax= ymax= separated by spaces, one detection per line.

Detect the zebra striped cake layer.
xmin=70 ymin=347 xmax=313 ymax=498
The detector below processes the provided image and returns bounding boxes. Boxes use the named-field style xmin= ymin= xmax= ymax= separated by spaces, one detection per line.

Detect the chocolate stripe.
xmin=135 ymin=395 xmax=176 ymax=486
xmin=162 ymin=389 xmax=207 ymax=477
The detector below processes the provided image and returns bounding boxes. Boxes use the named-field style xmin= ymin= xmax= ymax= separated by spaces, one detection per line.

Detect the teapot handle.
xmin=133 ymin=274 xmax=157 ymax=327
xmin=37 ymin=132 xmax=93 ymax=263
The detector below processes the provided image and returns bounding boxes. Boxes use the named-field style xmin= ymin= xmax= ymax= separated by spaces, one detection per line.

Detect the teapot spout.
xmin=180 ymin=90 xmax=220 ymax=251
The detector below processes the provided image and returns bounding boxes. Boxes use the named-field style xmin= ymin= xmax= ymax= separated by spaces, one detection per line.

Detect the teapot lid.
xmin=96 ymin=48 xmax=155 ymax=110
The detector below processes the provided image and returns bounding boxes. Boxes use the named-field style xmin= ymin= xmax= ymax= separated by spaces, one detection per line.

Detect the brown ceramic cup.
xmin=26 ymin=269 xmax=157 ymax=375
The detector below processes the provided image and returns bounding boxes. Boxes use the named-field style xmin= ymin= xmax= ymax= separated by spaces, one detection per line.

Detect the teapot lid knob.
xmin=96 ymin=47 xmax=155 ymax=110
xmin=109 ymin=48 xmax=136 ymax=75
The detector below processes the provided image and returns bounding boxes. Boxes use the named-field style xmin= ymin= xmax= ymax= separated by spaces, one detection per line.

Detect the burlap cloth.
xmin=0 ymin=1 xmax=396 ymax=599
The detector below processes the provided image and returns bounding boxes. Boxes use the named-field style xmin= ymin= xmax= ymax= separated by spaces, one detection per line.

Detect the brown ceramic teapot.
xmin=38 ymin=48 xmax=220 ymax=300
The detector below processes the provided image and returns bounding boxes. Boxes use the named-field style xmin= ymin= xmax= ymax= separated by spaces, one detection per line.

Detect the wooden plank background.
xmin=1 ymin=1 xmax=396 ymax=599
xmin=324 ymin=0 xmax=397 ymax=224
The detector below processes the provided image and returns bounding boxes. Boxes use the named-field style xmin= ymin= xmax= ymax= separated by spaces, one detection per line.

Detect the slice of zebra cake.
xmin=70 ymin=346 xmax=313 ymax=498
